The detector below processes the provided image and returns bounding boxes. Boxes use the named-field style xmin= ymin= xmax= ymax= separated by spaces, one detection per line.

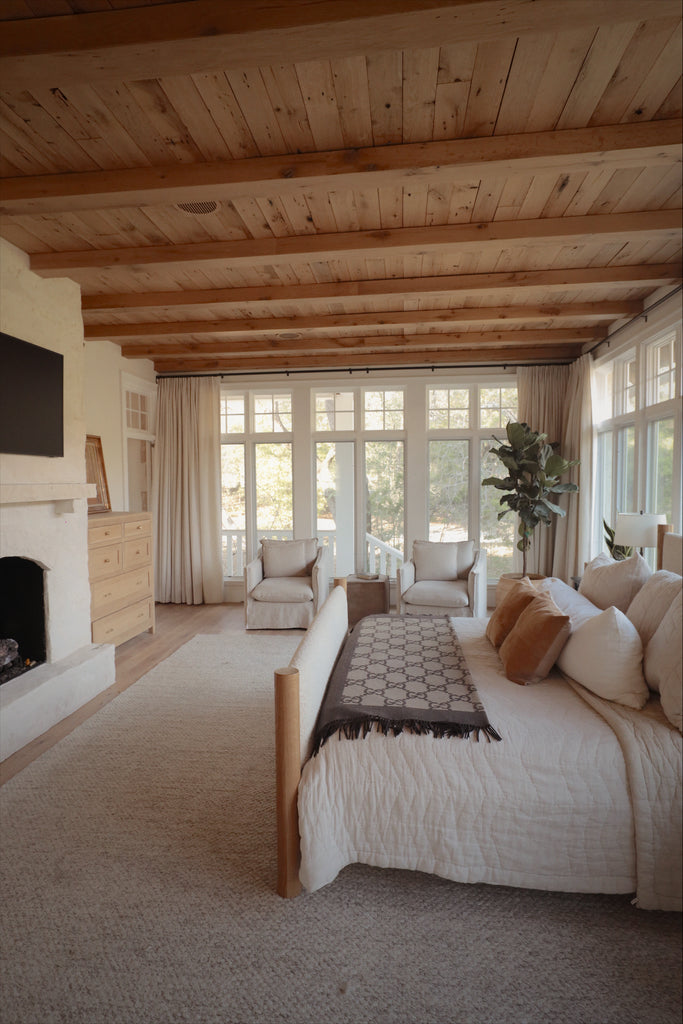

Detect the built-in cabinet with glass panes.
xmin=219 ymin=378 xmax=518 ymax=582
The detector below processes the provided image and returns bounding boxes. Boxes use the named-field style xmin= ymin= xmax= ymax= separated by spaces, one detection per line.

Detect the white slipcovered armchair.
xmin=397 ymin=540 xmax=487 ymax=618
xmin=244 ymin=538 xmax=329 ymax=630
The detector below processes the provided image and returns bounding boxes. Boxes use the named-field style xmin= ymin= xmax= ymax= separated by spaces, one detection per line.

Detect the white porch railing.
xmin=222 ymin=529 xmax=403 ymax=579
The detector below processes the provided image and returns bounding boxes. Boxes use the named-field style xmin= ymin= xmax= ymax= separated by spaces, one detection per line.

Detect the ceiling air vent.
xmin=176 ymin=200 xmax=219 ymax=215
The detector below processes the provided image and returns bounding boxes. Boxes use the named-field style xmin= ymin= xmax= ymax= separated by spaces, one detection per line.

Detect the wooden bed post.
xmin=657 ymin=523 xmax=673 ymax=570
xmin=274 ymin=667 xmax=302 ymax=898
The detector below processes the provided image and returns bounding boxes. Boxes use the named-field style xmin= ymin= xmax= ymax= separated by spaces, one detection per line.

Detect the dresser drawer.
xmin=123 ymin=536 xmax=152 ymax=569
xmin=92 ymin=598 xmax=154 ymax=646
xmin=90 ymin=565 xmax=153 ymax=618
xmin=124 ymin=518 xmax=152 ymax=540
xmin=89 ymin=522 xmax=123 ymax=546
xmin=89 ymin=542 xmax=122 ymax=580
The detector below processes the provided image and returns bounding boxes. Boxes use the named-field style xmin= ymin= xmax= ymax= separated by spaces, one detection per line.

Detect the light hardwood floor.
xmin=0 ymin=602 xmax=247 ymax=786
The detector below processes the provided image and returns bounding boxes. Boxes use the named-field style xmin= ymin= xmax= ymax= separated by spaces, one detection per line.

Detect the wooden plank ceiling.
xmin=1 ymin=0 xmax=681 ymax=375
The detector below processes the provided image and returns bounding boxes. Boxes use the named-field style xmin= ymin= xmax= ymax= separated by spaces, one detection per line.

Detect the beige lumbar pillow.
xmin=499 ymin=591 xmax=571 ymax=686
xmin=578 ymin=552 xmax=651 ymax=613
xmin=486 ymin=576 xmax=539 ymax=648
xmin=557 ymin=606 xmax=649 ymax=710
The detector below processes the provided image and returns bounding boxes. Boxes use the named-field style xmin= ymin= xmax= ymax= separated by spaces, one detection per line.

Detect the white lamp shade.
xmin=614 ymin=512 xmax=666 ymax=549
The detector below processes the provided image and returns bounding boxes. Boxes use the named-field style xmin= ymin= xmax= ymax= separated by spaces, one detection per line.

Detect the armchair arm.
xmin=311 ymin=545 xmax=330 ymax=611
xmin=396 ymin=559 xmax=416 ymax=612
xmin=467 ymin=547 xmax=487 ymax=618
xmin=244 ymin=554 xmax=264 ymax=597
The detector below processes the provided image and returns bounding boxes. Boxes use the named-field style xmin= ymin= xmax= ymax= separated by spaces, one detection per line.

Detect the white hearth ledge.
xmin=0 ymin=483 xmax=96 ymax=505
xmin=0 ymin=643 xmax=115 ymax=761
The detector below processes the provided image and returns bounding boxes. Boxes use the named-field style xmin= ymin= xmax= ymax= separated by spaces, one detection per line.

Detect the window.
xmin=219 ymin=391 xmax=294 ymax=577
xmin=220 ymin=377 xmax=519 ymax=583
xmin=591 ymin=311 xmax=681 ymax=561
xmin=364 ymin=440 xmax=404 ymax=572
xmin=253 ymin=392 xmax=291 ymax=432
xmin=316 ymin=441 xmax=355 ymax=575
xmin=364 ymin=389 xmax=404 ymax=430
xmin=480 ymin=386 xmax=518 ymax=429
xmin=428 ymin=440 xmax=469 ymax=540
xmin=314 ymin=391 xmax=355 ymax=431
xmin=647 ymin=332 xmax=676 ymax=405
xmin=428 ymin=388 xmax=469 ymax=429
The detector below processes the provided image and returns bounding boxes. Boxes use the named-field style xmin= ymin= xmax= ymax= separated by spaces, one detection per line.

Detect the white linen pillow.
xmin=413 ymin=540 xmax=474 ymax=581
xmin=626 ymin=570 xmax=682 ymax=648
xmin=261 ymin=538 xmax=318 ymax=578
xmin=578 ymin=552 xmax=651 ymax=613
xmin=534 ymin=577 xmax=602 ymax=630
xmin=644 ymin=589 xmax=682 ymax=713
xmin=557 ymin=605 xmax=649 ymax=710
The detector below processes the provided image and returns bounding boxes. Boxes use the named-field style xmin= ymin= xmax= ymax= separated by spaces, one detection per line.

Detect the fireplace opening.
xmin=0 ymin=557 xmax=46 ymax=685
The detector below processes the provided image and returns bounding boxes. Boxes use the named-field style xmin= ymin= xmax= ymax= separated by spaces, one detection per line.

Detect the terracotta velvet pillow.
xmin=499 ymin=592 xmax=571 ymax=685
xmin=486 ymin=576 xmax=539 ymax=648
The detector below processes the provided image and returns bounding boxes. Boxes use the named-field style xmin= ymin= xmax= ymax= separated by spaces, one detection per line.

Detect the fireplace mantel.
xmin=0 ymin=483 xmax=96 ymax=507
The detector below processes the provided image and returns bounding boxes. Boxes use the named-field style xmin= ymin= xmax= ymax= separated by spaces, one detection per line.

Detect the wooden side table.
xmin=334 ymin=574 xmax=390 ymax=628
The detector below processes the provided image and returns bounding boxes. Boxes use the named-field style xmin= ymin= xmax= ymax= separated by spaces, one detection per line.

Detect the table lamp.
xmin=613 ymin=511 xmax=667 ymax=556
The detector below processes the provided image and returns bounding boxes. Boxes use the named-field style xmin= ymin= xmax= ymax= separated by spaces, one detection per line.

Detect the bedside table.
xmin=334 ymin=574 xmax=390 ymax=627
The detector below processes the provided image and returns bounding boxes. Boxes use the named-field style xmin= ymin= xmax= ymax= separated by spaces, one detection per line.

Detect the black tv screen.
xmin=0 ymin=333 xmax=64 ymax=457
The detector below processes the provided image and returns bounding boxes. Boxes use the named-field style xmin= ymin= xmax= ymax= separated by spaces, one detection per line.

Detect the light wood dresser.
xmin=88 ymin=511 xmax=155 ymax=646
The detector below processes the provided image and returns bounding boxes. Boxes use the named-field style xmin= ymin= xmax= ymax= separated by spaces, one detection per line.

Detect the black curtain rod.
xmin=585 ymin=284 xmax=682 ymax=358
xmin=154 ymin=285 xmax=681 ymax=381
xmin=156 ymin=359 xmax=572 ymax=381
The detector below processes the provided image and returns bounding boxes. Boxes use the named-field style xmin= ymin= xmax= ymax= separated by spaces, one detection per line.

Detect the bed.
xmin=274 ymin=531 xmax=682 ymax=911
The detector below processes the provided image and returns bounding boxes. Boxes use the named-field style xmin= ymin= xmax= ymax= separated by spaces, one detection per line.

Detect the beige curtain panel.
xmin=153 ymin=376 xmax=223 ymax=604
xmin=517 ymin=355 xmax=593 ymax=581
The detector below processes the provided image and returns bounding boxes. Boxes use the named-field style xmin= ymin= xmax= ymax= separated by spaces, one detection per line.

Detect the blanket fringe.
xmin=312 ymin=717 xmax=502 ymax=757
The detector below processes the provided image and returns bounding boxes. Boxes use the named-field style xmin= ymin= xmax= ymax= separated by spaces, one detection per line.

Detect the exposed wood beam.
xmin=152 ymin=344 xmax=582 ymax=374
xmin=80 ymin=264 xmax=683 ymax=312
xmin=2 ymin=1 xmax=676 ymax=91
xmin=2 ymin=121 xmax=680 ymax=216
xmin=86 ymin=303 xmax=637 ymax=341
xmin=31 ymin=210 xmax=681 ymax=275
xmin=118 ymin=329 xmax=600 ymax=358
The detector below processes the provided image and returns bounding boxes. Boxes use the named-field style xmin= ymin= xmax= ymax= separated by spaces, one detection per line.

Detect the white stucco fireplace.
xmin=0 ymin=486 xmax=116 ymax=760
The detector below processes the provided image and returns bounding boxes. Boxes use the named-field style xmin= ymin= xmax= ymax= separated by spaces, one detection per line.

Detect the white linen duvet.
xmin=298 ymin=619 xmax=681 ymax=909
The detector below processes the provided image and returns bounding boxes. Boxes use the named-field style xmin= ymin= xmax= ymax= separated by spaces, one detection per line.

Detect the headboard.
xmin=655 ymin=528 xmax=683 ymax=577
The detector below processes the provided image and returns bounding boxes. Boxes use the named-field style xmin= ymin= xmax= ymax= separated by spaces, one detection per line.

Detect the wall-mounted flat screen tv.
xmin=0 ymin=332 xmax=64 ymax=457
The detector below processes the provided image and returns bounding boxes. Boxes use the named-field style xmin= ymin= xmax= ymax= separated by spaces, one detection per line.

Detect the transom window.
xmin=479 ymin=386 xmax=518 ymax=428
xmin=253 ymin=392 xmax=292 ymax=432
xmin=363 ymin=389 xmax=404 ymax=430
xmin=428 ymin=388 xmax=470 ymax=429
xmin=314 ymin=390 xmax=355 ymax=431
xmin=647 ymin=332 xmax=676 ymax=405
xmin=220 ymin=395 xmax=245 ymax=434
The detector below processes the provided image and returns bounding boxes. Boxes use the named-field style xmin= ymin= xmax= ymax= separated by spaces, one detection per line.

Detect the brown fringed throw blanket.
xmin=312 ymin=614 xmax=501 ymax=755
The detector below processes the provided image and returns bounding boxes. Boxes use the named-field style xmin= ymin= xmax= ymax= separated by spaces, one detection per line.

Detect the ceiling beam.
xmin=151 ymin=344 xmax=582 ymax=374
xmin=2 ymin=121 xmax=680 ymax=216
xmin=2 ymin=1 xmax=677 ymax=91
xmin=118 ymin=328 xmax=599 ymax=358
xmin=80 ymin=264 xmax=683 ymax=312
xmin=85 ymin=303 xmax=638 ymax=340
xmin=31 ymin=210 xmax=681 ymax=275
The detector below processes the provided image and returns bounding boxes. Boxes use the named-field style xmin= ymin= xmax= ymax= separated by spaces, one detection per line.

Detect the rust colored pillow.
xmin=499 ymin=592 xmax=571 ymax=685
xmin=486 ymin=576 xmax=539 ymax=648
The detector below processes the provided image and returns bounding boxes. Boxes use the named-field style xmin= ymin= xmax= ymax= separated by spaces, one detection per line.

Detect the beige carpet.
xmin=1 ymin=630 xmax=681 ymax=1024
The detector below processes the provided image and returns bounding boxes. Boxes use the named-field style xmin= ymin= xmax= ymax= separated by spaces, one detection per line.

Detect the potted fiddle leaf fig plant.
xmin=482 ymin=421 xmax=579 ymax=578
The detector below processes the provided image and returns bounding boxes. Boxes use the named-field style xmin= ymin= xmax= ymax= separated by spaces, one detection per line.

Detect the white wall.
xmin=85 ymin=340 xmax=156 ymax=511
